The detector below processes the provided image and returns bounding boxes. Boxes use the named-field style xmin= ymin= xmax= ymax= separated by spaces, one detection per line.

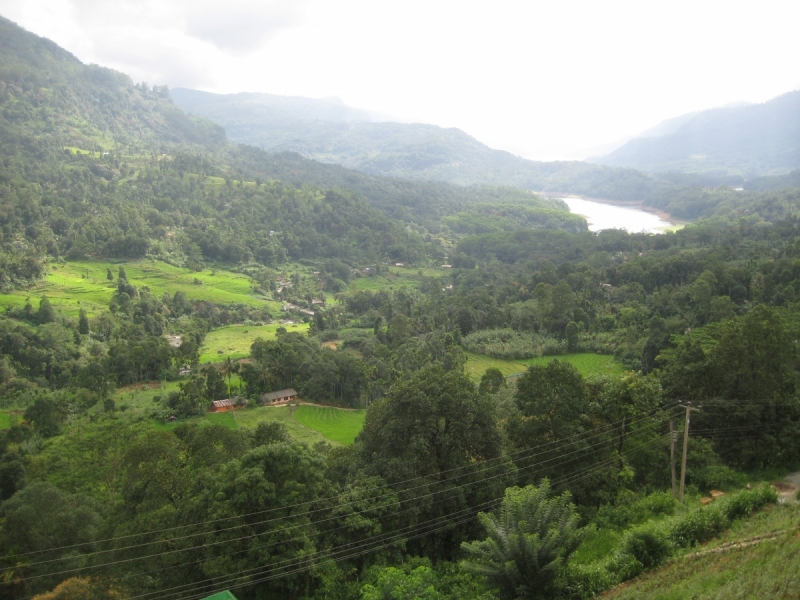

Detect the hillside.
xmin=172 ymin=88 xmax=677 ymax=202
xmin=594 ymin=90 xmax=800 ymax=177
xmin=603 ymin=499 xmax=800 ymax=599
xmin=0 ymin=17 xmax=224 ymax=152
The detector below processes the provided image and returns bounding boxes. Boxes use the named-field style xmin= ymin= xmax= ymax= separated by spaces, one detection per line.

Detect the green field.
xmin=464 ymin=352 xmax=624 ymax=381
xmin=293 ymin=405 xmax=366 ymax=445
xmin=199 ymin=322 xmax=310 ymax=363
xmin=0 ymin=412 xmax=12 ymax=430
xmin=347 ymin=266 xmax=449 ymax=292
xmin=0 ymin=259 xmax=280 ymax=318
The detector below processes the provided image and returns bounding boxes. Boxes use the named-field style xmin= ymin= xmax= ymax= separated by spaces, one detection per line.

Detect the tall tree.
xmin=461 ymin=480 xmax=585 ymax=600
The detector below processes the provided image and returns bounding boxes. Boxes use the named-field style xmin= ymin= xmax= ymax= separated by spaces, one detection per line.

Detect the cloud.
xmin=66 ymin=0 xmax=306 ymax=53
xmin=183 ymin=0 xmax=305 ymax=53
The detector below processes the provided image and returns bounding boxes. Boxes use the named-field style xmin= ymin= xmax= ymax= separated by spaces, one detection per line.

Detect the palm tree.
xmin=461 ymin=480 xmax=585 ymax=600
xmin=221 ymin=356 xmax=239 ymax=398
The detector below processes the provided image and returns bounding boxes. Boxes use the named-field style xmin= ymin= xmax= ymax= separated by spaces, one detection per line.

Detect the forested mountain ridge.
xmin=172 ymin=87 xmax=684 ymax=201
xmin=0 ymin=17 xmax=225 ymax=153
xmin=0 ymin=16 xmax=589 ymax=292
xmin=594 ymin=90 xmax=800 ymax=177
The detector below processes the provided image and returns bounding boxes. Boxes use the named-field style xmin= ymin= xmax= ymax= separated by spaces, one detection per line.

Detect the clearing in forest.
xmin=464 ymin=351 xmax=624 ymax=381
xmin=199 ymin=322 xmax=311 ymax=363
xmin=293 ymin=405 xmax=366 ymax=445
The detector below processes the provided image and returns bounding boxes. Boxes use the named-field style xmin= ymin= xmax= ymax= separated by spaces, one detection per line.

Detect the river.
xmin=559 ymin=197 xmax=676 ymax=234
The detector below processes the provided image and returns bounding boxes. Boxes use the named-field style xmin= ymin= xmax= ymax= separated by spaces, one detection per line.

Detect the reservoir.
xmin=559 ymin=197 xmax=676 ymax=234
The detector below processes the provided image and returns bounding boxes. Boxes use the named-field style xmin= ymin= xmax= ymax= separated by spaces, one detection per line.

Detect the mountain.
xmin=593 ymin=91 xmax=800 ymax=177
xmin=172 ymin=88 xmax=677 ymax=202
xmin=0 ymin=17 xmax=225 ymax=153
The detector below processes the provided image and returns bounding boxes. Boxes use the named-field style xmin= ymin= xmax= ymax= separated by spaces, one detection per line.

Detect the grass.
xmin=293 ymin=405 xmax=366 ymax=445
xmin=199 ymin=322 xmax=310 ymax=364
xmin=346 ymin=266 xmax=449 ymax=293
xmin=0 ymin=412 xmax=12 ymax=430
xmin=234 ymin=405 xmax=329 ymax=445
xmin=0 ymin=259 xmax=281 ymax=318
xmin=603 ymin=502 xmax=800 ymax=599
xmin=464 ymin=352 xmax=624 ymax=381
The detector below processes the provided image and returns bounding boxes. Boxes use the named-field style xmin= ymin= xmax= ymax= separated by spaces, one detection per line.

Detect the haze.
xmin=3 ymin=0 xmax=798 ymax=161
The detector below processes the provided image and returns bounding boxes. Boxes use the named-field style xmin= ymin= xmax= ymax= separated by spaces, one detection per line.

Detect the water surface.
xmin=560 ymin=197 xmax=675 ymax=234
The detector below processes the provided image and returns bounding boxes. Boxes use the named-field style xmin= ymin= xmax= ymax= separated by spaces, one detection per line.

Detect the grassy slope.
xmin=293 ymin=405 xmax=366 ymax=445
xmin=603 ymin=502 xmax=800 ymax=599
xmin=464 ymin=352 xmax=624 ymax=381
xmin=346 ymin=266 xmax=448 ymax=292
xmin=199 ymin=322 xmax=310 ymax=364
xmin=0 ymin=259 xmax=280 ymax=318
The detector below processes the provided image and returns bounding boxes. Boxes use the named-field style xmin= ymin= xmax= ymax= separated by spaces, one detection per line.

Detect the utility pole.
xmin=670 ymin=419 xmax=677 ymax=499
xmin=679 ymin=402 xmax=701 ymax=503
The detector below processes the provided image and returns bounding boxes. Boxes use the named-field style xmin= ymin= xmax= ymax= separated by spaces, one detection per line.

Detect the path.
xmin=775 ymin=471 xmax=800 ymax=503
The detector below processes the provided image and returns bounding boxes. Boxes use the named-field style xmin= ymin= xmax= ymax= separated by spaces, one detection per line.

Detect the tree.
xmin=78 ymin=309 xmax=89 ymax=335
xmin=461 ymin=480 xmax=585 ymax=600
xmin=221 ymin=355 xmax=239 ymax=397
xmin=361 ymin=565 xmax=440 ymax=600
xmin=479 ymin=367 xmax=506 ymax=395
xmin=565 ymin=320 xmax=580 ymax=352
xmin=354 ymin=365 xmax=510 ymax=559
xmin=118 ymin=266 xmax=127 ymax=281
xmin=37 ymin=295 xmax=56 ymax=324
xmin=205 ymin=366 xmax=227 ymax=401
xmin=106 ymin=268 xmax=113 ymax=281
xmin=23 ymin=398 xmax=64 ymax=438
xmin=32 ymin=577 xmax=126 ymax=600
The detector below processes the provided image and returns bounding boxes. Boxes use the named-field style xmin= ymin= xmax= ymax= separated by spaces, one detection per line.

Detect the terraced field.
xmin=347 ymin=266 xmax=449 ymax=292
xmin=464 ymin=351 xmax=624 ymax=381
xmin=0 ymin=259 xmax=281 ymax=318
xmin=293 ymin=405 xmax=366 ymax=445
xmin=199 ymin=322 xmax=311 ymax=363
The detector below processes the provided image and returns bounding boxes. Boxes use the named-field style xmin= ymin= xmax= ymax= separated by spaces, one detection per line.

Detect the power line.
xmin=14 ymin=415 xmax=675 ymax=597
xmin=14 ymin=406 xmax=679 ymax=574
xmin=10 ymin=404 xmax=680 ymax=562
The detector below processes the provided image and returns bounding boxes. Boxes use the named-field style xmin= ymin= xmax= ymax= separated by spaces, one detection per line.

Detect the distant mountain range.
xmin=592 ymin=92 xmax=800 ymax=177
xmin=171 ymin=88 xmax=675 ymax=202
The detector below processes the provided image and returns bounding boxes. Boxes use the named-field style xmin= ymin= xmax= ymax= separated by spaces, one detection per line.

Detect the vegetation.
xmin=293 ymin=405 xmax=366 ymax=445
xmin=1 ymin=15 xmax=800 ymax=600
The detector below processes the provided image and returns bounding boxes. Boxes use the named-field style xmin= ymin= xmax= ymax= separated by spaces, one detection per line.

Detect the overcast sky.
xmin=2 ymin=0 xmax=798 ymax=160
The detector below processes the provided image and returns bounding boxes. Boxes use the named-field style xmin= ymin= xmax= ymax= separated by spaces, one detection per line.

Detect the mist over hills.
xmin=172 ymin=88 xmax=678 ymax=202
xmin=593 ymin=91 xmax=800 ymax=177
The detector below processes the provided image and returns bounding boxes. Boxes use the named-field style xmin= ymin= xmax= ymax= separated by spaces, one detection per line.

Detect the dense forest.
xmin=1 ymin=15 xmax=800 ymax=600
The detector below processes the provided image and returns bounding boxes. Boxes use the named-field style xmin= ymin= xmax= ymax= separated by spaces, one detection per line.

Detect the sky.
xmin=1 ymin=0 xmax=799 ymax=161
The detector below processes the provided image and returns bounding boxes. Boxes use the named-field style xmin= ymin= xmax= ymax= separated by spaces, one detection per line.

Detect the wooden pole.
xmin=670 ymin=419 xmax=677 ymax=499
xmin=679 ymin=402 xmax=699 ymax=503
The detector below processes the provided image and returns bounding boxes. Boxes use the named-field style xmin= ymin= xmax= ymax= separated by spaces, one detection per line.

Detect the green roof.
xmin=201 ymin=592 xmax=239 ymax=600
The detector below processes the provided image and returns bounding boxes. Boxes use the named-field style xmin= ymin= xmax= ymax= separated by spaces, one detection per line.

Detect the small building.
xmin=395 ymin=262 xmax=405 ymax=267
xmin=210 ymin=399 xmax=235 ymax=413
xmin=441 ymin=264 xmax=452 ymax=268
xmin=261 ymin=388 xmax=298 ymax=405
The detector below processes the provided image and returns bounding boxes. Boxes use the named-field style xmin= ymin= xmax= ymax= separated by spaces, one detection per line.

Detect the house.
xmin=210 ymin=399 xmax=235 ymax=413
xmin=260 ymin=388 xmax=298 ymax=405
xmin=395 ymin=262 xmax=405 ymax=267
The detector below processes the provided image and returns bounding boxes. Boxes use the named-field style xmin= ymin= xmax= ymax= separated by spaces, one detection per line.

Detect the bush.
xmin=620 ymin=526 xmax=672 ymax=569
xmin=461 ymin=328 xmax=564 ymax=359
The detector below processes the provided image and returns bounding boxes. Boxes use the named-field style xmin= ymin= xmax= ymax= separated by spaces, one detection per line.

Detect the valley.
xmin=0 ymin=12 xmax=799 ymax=600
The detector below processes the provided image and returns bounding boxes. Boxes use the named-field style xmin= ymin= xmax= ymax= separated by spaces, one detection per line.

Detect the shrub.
xmin=620 ymin=526 xmax=672 ymax=569
xmin=461 ymin=328 xmax=564 ymax=360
